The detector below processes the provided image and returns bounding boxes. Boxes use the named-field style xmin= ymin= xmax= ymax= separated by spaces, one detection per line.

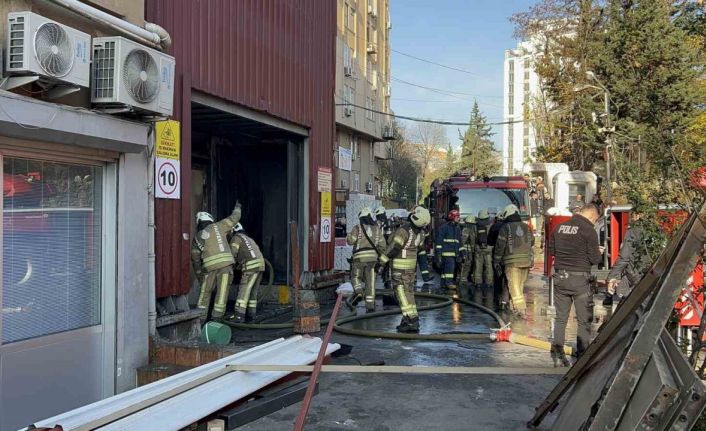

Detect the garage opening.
xmin=190 ymin=99 xmax=306 ymax=286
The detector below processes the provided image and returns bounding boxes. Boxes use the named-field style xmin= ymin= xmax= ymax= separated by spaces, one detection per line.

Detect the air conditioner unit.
xmin=5 ymin=12 xmax=90 ymax=91
xmin=367 ymin=43 xmax=378 ymax=54
xmin=344 ymin=64 xmax=353 ymax=77
xmin=92 ymin=36 xmax=175 ymax=116
xmin=382 ymin=125 xmax=395 ymax=140
xmin=344 ymin=106 xmax=354 ymax=116
xmin=341 ymin=178 xmax=348 ymax=188
xmin=384 ymin=85 xmax=391 ymax=97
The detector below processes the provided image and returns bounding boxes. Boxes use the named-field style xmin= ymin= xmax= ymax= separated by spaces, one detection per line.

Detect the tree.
xmin=377 ymin=120 xmax=421 ymax=205
xmin=412 ymin=121 xmax=449 ymax=178
xmin=458 ymin=101 xmax=501 ymax=177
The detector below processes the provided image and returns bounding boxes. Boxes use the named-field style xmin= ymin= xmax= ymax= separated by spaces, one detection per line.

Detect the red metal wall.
xmin=146 ymin=0 xmax=336 ymax=297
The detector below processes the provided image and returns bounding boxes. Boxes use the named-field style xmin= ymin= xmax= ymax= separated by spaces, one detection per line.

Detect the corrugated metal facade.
xmin=146 ymin=0 xmax=336 ymax=297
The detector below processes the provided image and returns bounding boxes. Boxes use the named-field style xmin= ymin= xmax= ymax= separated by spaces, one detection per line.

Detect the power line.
xmin=334 ymin=101 xmax=528 ymax=126
xmin=391 ymin=49 xmax=478 ymax=75
xmin=391 ymin=76 xmax=503 ymax=99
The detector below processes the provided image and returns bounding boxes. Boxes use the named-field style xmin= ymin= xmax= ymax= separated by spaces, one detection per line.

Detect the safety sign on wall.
xmin=317 ymin=167 xmax=332 ymax=192
xmin=155 ymin=120 xmax=181 ymax=199
xmin=320 ymin=191 xmax=332 ymax=243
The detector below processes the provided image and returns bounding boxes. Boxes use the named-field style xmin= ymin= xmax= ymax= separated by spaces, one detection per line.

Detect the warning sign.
xmin=321 ymin=191 xmax=332 ymax=217
xmin=320 ymin=217 xmax=332 ymax=243
xmin=155 ymin=120 xmax=180 ymax=160
xmin=317 ymin=167 xmax=332 ymax=192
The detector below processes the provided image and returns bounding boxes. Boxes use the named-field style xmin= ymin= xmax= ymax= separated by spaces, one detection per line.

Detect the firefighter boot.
xmin=245 ymin=309 xmax=257 ymax=323
xmin=551 ymin=345 xmax=571 ymax=368
xmin=345 ymin=292 xmax=363 ymax=310
xmin=472 ymin=284 xmax=483 ymax=304
xmin=396 ymin=316 xmax=420 ymax=333
xmin=229 ymin=312 xmax=246 ymax=324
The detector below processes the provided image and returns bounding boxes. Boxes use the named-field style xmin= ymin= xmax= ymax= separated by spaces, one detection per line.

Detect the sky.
xmin=390 ymin=0 xmax=536 ymax=150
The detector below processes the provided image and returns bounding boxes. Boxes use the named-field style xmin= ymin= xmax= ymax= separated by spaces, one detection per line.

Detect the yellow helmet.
xmin=410 ymin=206 xmax=431 ymax=228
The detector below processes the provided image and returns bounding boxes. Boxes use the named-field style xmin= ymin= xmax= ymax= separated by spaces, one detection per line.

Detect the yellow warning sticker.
xmin=321 ymin=191 xmax=332 ymax=217
xmin=156 ymin=120 xmax=180 ymax=159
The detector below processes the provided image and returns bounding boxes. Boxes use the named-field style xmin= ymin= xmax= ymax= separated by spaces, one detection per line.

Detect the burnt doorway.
xmin=191 ymin=99 xmax=306 ymax=285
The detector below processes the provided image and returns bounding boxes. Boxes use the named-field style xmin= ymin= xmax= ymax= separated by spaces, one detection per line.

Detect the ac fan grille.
xmin=93 ymin=41 xmax=116 ymax=99
xmin=34 ymin=22 xmax=74 ymax=77
xmin=122 ymin=49 xmax=159 ymax=104
xmin=8 ymin=17 xmax=25 ymax=69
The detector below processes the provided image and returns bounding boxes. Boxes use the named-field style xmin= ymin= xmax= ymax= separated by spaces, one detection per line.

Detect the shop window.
xmin=2 ymin=157 xmax=103 ymax=344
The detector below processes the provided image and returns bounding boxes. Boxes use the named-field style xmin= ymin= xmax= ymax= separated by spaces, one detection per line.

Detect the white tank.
xmin=552 ymin=171 xmax=598 ymax=210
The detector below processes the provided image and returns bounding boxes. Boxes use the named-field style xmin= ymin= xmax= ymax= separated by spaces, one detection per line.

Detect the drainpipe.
xmin=45 ymin=0 xmax=171 ymax=50
xmin=147 ymin=129 xmax=157 ymax=336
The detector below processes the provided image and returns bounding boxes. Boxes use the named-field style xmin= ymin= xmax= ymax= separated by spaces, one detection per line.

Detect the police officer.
xmin=346 ymin=207 xmax=386 ymax=311
xmin=191 ymin=203 xmax=242 ymax=323
xmin=378 ymin=206 xmax=432 ymax=333
xmin=457 ymin=215 xmax=476 ymax=294
xmin=228 ymin=223 xmax=265 ymax=322
xmin=548 ymin=204 xmax=604 ymax=366
xmin=493 ymin=204 xmax=533 ymax=316
xmin=473 ymin=209 xmax=495 ymax=304
xmin=436 ymin=209 xmax=462 ymax=292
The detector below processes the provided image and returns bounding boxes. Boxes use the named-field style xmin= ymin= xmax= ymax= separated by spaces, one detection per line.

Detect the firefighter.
xmin=191 ymin=203 xmax=242 ymax=323
xmin=489 ymin=209 xmax=508 ymax=309
xmin=378 ymin=205 xmax=432 ymax=333
xmin=548 ymin=204 xmax=603 ymax=365
xmin=457 ymin=214 xmax=477 ymax=295
xmin=346 ymin=207 xmax=386 ymax=311
xmin=228 ymin=223 xmax=265 ymax=323
xmin=473 ymin=209 xmax=495 ymax=307
xmin=436 ymin=209 xmax=462 ymax=291
xmin=493 ymin=204 xmax=534 ymax=316
xmin=375 ymin=206 xmax=393 ymax=289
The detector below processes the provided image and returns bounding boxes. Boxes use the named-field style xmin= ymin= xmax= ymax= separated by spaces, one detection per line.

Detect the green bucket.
xmin=201 ymin=321 xmax=232 ymax=345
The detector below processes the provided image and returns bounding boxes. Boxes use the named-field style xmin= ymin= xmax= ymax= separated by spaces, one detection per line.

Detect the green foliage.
xmin=378 ymin=120 xmax=421 ymax=204
xmin=457 ymin=101 xmax=501 ymax=176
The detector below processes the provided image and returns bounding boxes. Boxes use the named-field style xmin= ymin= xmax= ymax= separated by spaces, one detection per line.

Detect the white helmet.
xmin=504 ymin=204 xmax=519 ymax=217
xmin=359 ymin=207 xmax=374 ymax=219
xmin=196 ymin=211 xmax=214 ymax=224
xmin=410 ymin=206 xmax=431 ymax=228
xmin=233 ymin=223 xmax=244 ymax=232
xmin=374 ymin=206 xmax=386 ymax=217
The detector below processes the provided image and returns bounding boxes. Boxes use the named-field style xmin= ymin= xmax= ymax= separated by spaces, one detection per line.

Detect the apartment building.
xmin=502 ymin=40 xmax=541 ymax=175
xmin=335 ymin=0 xmax=393 ymax=219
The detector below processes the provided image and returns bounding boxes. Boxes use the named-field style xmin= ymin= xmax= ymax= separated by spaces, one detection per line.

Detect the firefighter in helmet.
xmin=435 ymin=209 xmax=462 ymax=292
xmin=493 ymin=204 xmax=534 ymax=316
xmin=374 ymin=206 xmax=393 ymax=288
xmin=228 ymin=223 xmax=266 ymax=323
xmin=346 ymin=207 xmax=386 ymax=311
xmin=473 ymin=209 xmax=495 ymax=308
xmin=378 ymin=205 xmax=431 ymax=333
xmin=457 ymin=214 xmax=477 ymax=296
xmin=191 ymin=203 xmax=242 ymax=323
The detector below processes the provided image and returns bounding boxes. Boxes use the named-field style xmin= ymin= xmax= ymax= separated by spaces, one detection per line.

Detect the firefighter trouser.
xmin=457 ymin=253 xmax=473 ymax=286
xmin=235 ymin=271 xmax=263 ymax=317
xmin=495 ymin=265 xmax=509 ymax=305
xmin=553 ymin=272 xmax=593 ymax=356
xmin=197 ymin=266 xmax=234 ymax=320
xmin=351 ymin=260 xmax=377 ymax=309
xmin=440 ymin=255 xmax=456 ymax=288
xmin=391 ymin=269 xmax=418 ymax=318
xmin=473 ymin=247 xmax=494 ymax=287
xmin=505 ymin=266 xmax=529 ymax=312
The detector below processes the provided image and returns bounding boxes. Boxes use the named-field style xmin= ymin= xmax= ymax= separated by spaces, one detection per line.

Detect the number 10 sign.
xmin=155 ymin=158 xmax=180 ymax=199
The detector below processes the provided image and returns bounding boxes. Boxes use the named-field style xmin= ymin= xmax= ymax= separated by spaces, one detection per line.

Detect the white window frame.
xmin=354 ymin=172 xmax=360 ymax=192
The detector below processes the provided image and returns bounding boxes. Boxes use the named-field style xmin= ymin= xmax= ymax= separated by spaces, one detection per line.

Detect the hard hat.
xmin=464 ymin=215 xmax=476 ymax=224
xmin=477 ymin=209 xmax=489 ymax=219
xmin=496 ymin=210 xmax=506 ymax=220
xmin=233 ymin=223 xmax=244 ymax=232
xmin=410 ymin=206 xmax=431 ymax=228
xmin=504 ymin=204 xmax=519 ymax=217
xmin=196 ymin=211 xmax=214 ymax=224
xmin=374 ymin=206 xmax=386 ymax=217
xmin=448 ymin=209 xmax=460 ymax=221
xmin=358 ymin=207 xmax=373 ymax=219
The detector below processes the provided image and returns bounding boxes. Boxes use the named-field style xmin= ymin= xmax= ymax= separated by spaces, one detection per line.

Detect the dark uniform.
xmin=436 ymin=220 xmax=461 ymax=290
xmin=607 ymin=226 xmax=647 ymax=293
xmin=486 ymin=214 xmax=504 ymax=305
xmin=493 ymin=211 xmax=533 ymax=313
xmin=548 ymin=213 xmax=602 ymax=357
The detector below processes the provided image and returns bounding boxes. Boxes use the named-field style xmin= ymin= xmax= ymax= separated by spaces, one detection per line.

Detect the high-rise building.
xmin=335 ymin=0 xmax=393 ymax=219
xmin=502 ymin=40 xmax=541 ymax=175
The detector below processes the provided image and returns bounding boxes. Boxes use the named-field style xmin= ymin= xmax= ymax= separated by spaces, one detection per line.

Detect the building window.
xmin=508 ymin=127 xmax=514 ymax=173
xmin=370 ymin=141 xmax=375 ymax=163
xmin=366 ymin=58 xmax=372 ymax=81
xmin=345 ymin=3 xmax=356 ymax=31
xmin=2 ymin=157 xmax=103 ymax=344
xmin=351 ymin=135 xmax=358 ymax=160
xmin=508 ymin=60 xmax=515 ymax=116
xmin=354 ymin=172 xmax=360 ymax=192
xmin=343 ymin=84 xmax=354 ymax=113
xmin=343 ymin=44 xmax=352 ymax=70
xmin=366 ymin=97 xmax=375 ymax=121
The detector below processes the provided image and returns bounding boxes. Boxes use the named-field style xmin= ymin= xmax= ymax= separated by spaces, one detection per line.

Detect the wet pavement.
xmin=233 ymin=255 xmax=613 ymax=430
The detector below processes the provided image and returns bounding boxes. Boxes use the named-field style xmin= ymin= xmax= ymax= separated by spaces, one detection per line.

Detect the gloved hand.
xmin=422 ymin=272 xmax=433 ymax=282
xmin=607 ymin=278 xmax=619 ymax=295
xmin=493 ymin=263 xmax=502 ymax=274
xmin=234 ymin=201 xmax=242 ymax=210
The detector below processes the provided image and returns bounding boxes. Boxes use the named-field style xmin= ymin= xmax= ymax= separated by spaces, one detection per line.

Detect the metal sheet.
xmin=146 ymin=0 xmax=336 ymax=297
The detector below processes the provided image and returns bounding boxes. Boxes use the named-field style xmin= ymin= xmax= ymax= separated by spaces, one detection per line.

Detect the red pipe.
xmin=292 ymin=293 xmax=343 ymax=431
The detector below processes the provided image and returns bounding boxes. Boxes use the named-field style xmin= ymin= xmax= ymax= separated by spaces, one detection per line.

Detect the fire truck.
xmin=425 ymin=173 xmax=530 ymax=245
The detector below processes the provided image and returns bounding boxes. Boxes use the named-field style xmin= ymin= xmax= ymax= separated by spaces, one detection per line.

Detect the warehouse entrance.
xmin=190 ymin=96 xmax=307 ymax=289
